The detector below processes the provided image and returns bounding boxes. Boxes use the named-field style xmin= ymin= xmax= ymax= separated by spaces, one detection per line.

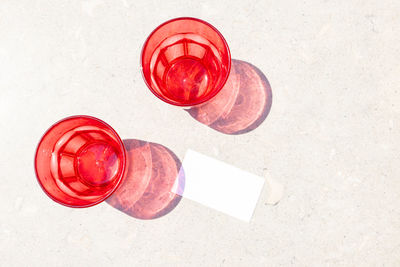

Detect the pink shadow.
xmin=187 ymin=59 xmax=272 ymax=134
xmin=106 ymin=139 xmax=184 ymax=219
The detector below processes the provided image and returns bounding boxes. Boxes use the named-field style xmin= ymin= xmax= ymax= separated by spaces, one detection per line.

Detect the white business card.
xmin=172 ymin=149 xmax=266 ymax=222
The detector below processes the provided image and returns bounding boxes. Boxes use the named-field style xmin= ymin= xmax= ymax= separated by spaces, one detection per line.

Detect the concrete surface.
xmin=0 ymin=0 xmax=399 ymax=266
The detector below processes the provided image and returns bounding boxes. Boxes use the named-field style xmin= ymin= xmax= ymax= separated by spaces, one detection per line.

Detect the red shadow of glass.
xmin=187 ymin=59 xmax=272 ymax=134
xmin=106 ymin=139 xmax=184 ymax=219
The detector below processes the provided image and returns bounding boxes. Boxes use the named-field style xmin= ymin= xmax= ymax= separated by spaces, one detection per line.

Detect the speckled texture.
xmin=1 ymin=0 xmax=399 ymax=266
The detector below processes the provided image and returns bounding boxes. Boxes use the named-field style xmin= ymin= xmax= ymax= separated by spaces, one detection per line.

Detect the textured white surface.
xmin=1 ymin=0 xmax=400 ymax=266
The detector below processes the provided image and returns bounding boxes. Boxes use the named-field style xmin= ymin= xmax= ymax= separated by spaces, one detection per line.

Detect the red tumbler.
xmin=34 ymin=116 xmax=126 ymax=208
xmin=141 ymin=17 xmax=231 ymax=106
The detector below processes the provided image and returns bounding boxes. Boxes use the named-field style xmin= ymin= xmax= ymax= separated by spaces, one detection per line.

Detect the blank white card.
xmin=172 ymin=149 xmax=265 ymax=222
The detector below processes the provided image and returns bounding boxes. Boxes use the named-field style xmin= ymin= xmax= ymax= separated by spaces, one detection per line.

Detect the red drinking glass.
xmin=34 ymin=116 xmax=127 ymax=208
xmin=141 ymin=17 xmax=231 ymax=106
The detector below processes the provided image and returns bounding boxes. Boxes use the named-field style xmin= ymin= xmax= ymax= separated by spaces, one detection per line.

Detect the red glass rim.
xmin=141 ymin=17 xmax=231 ymax=107
xmin=34 ymin=115 xmax=127 ymax=208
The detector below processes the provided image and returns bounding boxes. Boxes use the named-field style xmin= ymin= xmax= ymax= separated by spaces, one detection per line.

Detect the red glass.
xmin=141 ymin=17 xmax=231 ymax=106
xmin=34 ymin=116 xmax=127 ymax=208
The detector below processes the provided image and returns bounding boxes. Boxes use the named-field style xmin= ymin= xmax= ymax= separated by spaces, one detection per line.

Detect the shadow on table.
xmin=106 ymin=139 xmax=184 ymax=219
xmin=187 ymin=59 xmax=272 ymax=135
